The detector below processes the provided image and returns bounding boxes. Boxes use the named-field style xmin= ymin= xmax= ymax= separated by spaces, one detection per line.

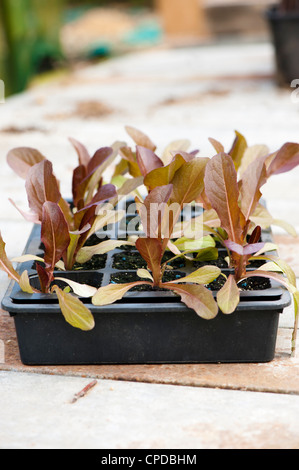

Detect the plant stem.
xmin=234 ymin=255 xmax=246 ymax=283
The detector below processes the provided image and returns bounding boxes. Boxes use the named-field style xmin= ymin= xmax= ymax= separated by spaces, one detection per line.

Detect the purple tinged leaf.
xmin=73 ymin=184 xmax=117 ymax=237
xmin=172 ymin=151 xmax=197 ymax=162
xmin=243 ymin=243 xmax=266 ymax=255
xmin=58 ymin=198 xmax=74 ymax=230
xmin=87 ymin=147 xmax=114 ymax=175
xmin=136 ymin=146 xmax=164 ymax=177
xmin=72 ymin=165 xmax=87 ymax=207
xmin=138 ymin=184 xmax=173 ymax=238
xmin=248 ymin=225 xmax=262 ymax=245
xmin=204 ymin=153 xmax=245 ymax=244
xmin=216 ymin=275 xmax=240 ymax=314
xmin=239 ymin=155 xmax=268 ymax=224
xmin=209 ymin=137 xmax=225 ymax=154
xmin=36 ymin=263 xmax=53 ymax=294
xmin=70 ymin=224 xmax=91 ymax=236
xmin=41 ymin=202 xmax=70 ymax=272
xmin=69 ymin=137 xmax=91 ymax=167
xmin=25 ymin=160 xmax=61 ymax=221
xmin=118 ymin=147 xmax=141 ymax=178
xmin=9 ymin=198 xmax=41 ymax=224
xmin=119 ymin=146 xmax=138 ymax=164
xmin=267 ymin=142 xmax=299 ymax=177
xmin=135 ymin=237 xmax=163 ymax=285
xmin=125 ymin=126 xmax=157 ymax=151
xmin=84 ymin=184 xmax=117 ymax=210
xmin=223 ymin=240 xmax=244 ymax=255
xmin=171 ymin=157 xmax=209 ymax=206
xmin=144 ymin=154 xmax=186 ymax=190
xmin=7 ymin=147 xmax=46 ymax=179
xmin=92 ymin=281 xmax=152 ymax=306
xmin=72 ymin=148 xmax=113 ymax=208
xmin=224 ymin=239 xmax=265 ymax=256
xmin=163 ymin=283 xmax=219 ymax=320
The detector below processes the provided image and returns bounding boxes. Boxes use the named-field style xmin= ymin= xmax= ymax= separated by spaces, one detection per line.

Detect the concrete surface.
xmin=0 ymin=38 xmax=299 ymax=450
xmin=1 ymin=370 xmax=299 ymax=449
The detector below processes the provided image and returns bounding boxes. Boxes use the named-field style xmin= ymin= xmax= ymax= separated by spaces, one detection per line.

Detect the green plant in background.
xmin=0 ymin=0 xmax=65 ymax=95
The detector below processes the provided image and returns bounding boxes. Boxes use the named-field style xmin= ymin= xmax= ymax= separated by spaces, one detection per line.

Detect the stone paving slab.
xmin=1 ymin=370 xmax=299 ymax=449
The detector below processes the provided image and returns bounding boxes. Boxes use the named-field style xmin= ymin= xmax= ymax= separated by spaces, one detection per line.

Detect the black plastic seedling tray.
xmin=1 ymin=210 xmax=291 ymax=365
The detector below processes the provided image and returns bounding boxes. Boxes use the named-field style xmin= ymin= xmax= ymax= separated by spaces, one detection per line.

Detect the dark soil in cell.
xmin=205 ymin=276 xmax=226 ymax=291
xmin=112 ymin=249 xmax=186 ymax=270
xmin=53 ymin=273 xmax=103 ymax=290
xmin=239 ymin=277 xmax=271 ymax=291
xmin=125 ymin=201 xmax=138 ymax=215
xmin=110 ymin=271 xmax=271 ymax=293
xmin=205 ymin=276 xmax=271 ymax=291
xmin=83 ymin=234 xmax=110 ymax=247
xmin=112 ymin=251 xmax=147 ymax=270
xmin=193 ymin=254 xmax=229 ymax=269
xmin=39 ymin=234 xmax=109 ymax=251
xmin=162 ymin=251 xmax=186 ymax=269
xmin=118 ymin=215 xmax=141 ymax=233
xmin=247 ymin=259 xmax=267 ymax=269
xmin=194 ymin=252 xmax=265 ymax=270
xmin=110 ymin=271 xmax=185 ymax=291
xmin=33 ymin=253 xmax=108 ymax=272
xmin=73 ymin=254 xmax=107 ymax=271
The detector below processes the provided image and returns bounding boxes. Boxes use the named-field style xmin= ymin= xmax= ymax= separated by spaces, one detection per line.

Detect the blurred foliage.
xmin=0 ymin=0 xmax=154 ymax=96
xmin=0 ymin=0 xmax=65 ymax=95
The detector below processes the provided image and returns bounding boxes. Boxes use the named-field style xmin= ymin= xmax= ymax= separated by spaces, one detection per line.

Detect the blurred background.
xmin=2 ymin=0 xmax=297 ymax=97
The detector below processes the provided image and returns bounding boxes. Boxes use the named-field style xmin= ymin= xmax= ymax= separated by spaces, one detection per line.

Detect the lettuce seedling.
xmin=92 ymin=155 xmax=224 ymax=320
xmin=6 ymin=140 xmax=138 ymax=275
xmin=2 ymin=139 xmax=139 ymax=329
xmin=114 ymin=125 xmax=197 ymax=181
xmin=178 ymin=134 xmax=297 ymax=238
xmin=0 ymin=231 xmax=95 ymax=331
xmin=204 ymin=147 xmax=299 ymax=355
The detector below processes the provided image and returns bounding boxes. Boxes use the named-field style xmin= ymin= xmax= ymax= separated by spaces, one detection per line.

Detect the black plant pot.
xmin=266 ymin=5 xmax=299 ymax=86
xmin=2 ymin=218 xmax=291 ymax=366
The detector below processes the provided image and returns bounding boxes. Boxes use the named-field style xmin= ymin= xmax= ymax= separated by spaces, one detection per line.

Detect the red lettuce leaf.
xmin=25 ymin=160 xmax=61 ymax=221
xmin=136 ymin=146 xmax=164 ymax=177
xmin=7 ymin=147 xmax=46 ymax=179
xmin=41 ymin=201 xmax=70 ymax=272
xmin=267 ymin=142 xmax=299 ymax=176
xmin=135 ymin=237 xmax=163 ymax=285
xmin=204 ymin=153 xmax=245 ymax=244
